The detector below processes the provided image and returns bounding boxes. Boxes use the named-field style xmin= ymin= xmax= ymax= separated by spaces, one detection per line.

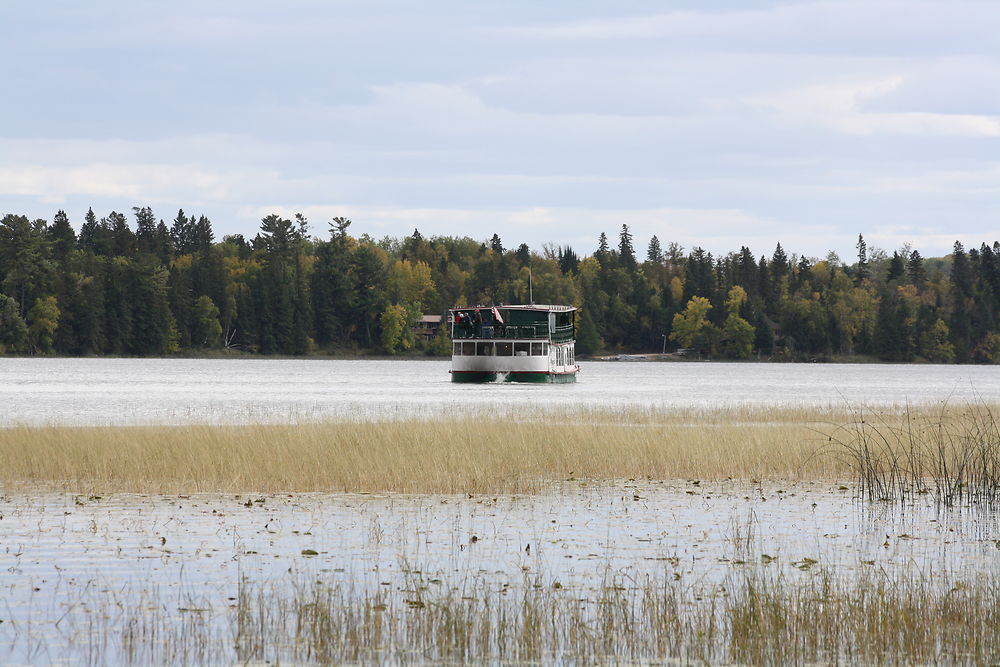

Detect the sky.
xmin=1 ymin=1 xmax=998 ymax=260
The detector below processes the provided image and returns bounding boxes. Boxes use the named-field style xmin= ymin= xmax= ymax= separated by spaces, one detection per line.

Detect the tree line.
xmin=0 ymin=207 xmax=997 ymax=363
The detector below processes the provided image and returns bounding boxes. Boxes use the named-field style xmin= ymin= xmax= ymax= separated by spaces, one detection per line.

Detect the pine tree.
xmin=78 ymin=208 xmax=101 ymax=254
xmin=646 ymin=235 xmax=663 ymax=264
xmin=490 ymin=233 xmax=504 ymax=254
xmin=515 ymin=243 xmax=532 ymax=267
xmin=595 ymin=233 xmax=610 ymax=267
xmin=855 ymin=234 xmax=869 ymax=284
xmin=0 ymin=293 xmax=28 ymax=352
xmin=192 ymin=215 xmax=215 ymax=253
xmin=170 ymin=209 xmax=192 ymax=255
xmin=108 ymin=211 xmax=135 ymax=257
xmin=618 ymin=224 xmax=636 ymax=270
xmin=886 ymin=251 xmax=906 ymax=283
xmin=575 ymin=308 xmax=603 ymax=354
xmin=134 ymin=206 xmax=157 ymax=255
xmin=557 ymin=246 xmax=578 ymax=274
xmin=49 ymin=210 xmax=76 ymax=262
xmin=949 ymin=241 xmax=973 ymax=362
xmin=907 ymin=249 xmax=927 ymax=287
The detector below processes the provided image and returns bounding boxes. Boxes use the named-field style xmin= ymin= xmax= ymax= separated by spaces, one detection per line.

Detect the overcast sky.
xmin=2 ymin=1 xmax=997 ymax=260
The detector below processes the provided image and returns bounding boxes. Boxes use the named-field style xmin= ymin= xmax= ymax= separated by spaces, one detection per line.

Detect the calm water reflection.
xmin=2 ymin=358 xmax=1000 ymax=426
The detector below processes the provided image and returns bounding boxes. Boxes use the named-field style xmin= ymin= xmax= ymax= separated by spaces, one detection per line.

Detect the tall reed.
xmin=35 ymin=565 xmax=997 ymax=664
xmin=0 ymin=405 xmax=840 ymax=493
xmin=830 ymin=402 xmax=1000 ymax=506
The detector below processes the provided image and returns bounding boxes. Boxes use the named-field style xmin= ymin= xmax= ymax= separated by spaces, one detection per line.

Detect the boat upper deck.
xmin=449 ymin=304 xmax=576 ymax=343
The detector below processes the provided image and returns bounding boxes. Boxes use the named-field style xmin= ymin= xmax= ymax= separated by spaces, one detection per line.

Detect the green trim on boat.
xmin=450 ymin=371 xmax=498 ymax=383
xmin=504 ymin=372 xmax=577 ymax=384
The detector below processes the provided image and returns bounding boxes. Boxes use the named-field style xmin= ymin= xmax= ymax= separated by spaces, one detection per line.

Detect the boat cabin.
xmin=448 ymin=304 xmax=578 ymax=383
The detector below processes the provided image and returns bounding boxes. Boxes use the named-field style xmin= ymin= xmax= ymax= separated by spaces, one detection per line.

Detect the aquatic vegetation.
xmin=3 ymin=481 xmax=998 ymax=664
xmin=830 ymin=402 xmax=1000 ymax=506
xmin=11 ymin=558 xmax=1000 ymax=664
xmin=0 ymin=405 xmax=849 ymax=494
xmin=3 ymin=403 xmax=999 ymax=496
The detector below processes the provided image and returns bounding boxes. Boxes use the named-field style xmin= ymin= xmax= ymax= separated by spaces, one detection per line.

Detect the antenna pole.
xmin=528 ymin=268 xmax=534 ymax=305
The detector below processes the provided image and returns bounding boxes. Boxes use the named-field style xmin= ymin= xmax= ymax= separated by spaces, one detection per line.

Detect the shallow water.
xmin=2 ymin=482 xmax=998 ymax=662
xmin=2 ymin=358 xmax=1000 ymax=426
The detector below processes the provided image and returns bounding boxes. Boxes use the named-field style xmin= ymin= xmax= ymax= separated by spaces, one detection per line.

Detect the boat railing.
xmin=452 ymin=323 xmax=551 ymax=340
xmin=551 ymin=323 xmax=574 ymax=343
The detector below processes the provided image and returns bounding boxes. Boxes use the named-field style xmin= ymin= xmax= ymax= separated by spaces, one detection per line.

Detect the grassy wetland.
xmin=3 ymin=402 xmax=1000 ymax=495
xmin=3 ymin=401 xmax=1000 ymax=664
xmin=0 ymin=405 xmax=840 ymax=494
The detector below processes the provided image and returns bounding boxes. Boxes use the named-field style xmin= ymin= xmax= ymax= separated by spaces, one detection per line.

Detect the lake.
xmin=2 ymin=358 xmax=1000 ymax=426
xmin=3 ymin=481 xmax=998 ymax=663
xmin=3 ymin=358 xmax=1000 ymax=662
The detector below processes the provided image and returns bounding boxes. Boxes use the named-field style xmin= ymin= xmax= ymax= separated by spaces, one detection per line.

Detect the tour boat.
xmin=449 ymin=304 xmax=579 ymax=383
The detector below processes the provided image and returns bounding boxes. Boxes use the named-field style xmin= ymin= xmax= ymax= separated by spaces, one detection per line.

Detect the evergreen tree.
xmin=575 ymin=308 xmax=603 ymax=354
xmin=129 ymin=257 xmax=177 ymax=355
xmin=170 ymin=209 xmax=193 ymax=255
xmin=855 ymin=233 xmax=869 ymax=284
xmin=0 ymin=293 xmax=28 ymax=352
xmin=78 ymin=207 xmax=109 ymax=255
xmin=618 ymin=224 xmax=636 ymax=270
xmin=557 ymin=246 xmax=578 ymax=274
xmin=312 ymin=220 xmax=355 ymax=346
xmin=134 ymin=206 xmax=158 ymax=255
xmin=192 ymin=215 xmax=215 ymax=253
xmin=684 ymin=247 xmax=715 ymax=301
xmin=907 ymin=249 xmax=927 ymax=287
xmin=595 ymin=233 xmax=610 ymax=267
xmin=733 ymin=246 xmax=759 ymax=299
xmin=886 ymin=251 xmax=906 ymax=283
xmin=950 ymin=241 xmax=973 ymax=362
xmin=646 ymin=235 xmax=663 ymax=264
xmin=874 ymin=290 xmax=914 ymax=361
xmin=515 ymin=243 xmax=531 ymax=267
xmin=351 ymin=243 xmax=388 ymax=346
xmin=108 ymin=211 xmax=135 ymax=257
xmin=0 ymin=214 xmax=54 ymax=315
xmin=49 ymin=210 xmax=77 ymax=262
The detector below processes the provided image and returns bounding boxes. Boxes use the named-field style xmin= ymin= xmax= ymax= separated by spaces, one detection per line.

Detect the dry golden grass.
xmin=1 ymin=404 xmax=994 ymax=494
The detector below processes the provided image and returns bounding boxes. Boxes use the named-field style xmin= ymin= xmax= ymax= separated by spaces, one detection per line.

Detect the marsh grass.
xmin=241 ymin=566 xmax=1000 ymax=664
xmin=31 ymin=565 xmax=997 ymax=665
xmin=6 ymin=402 xmax=1000 ymax=497
xmin=830 ymin=402 xmax=1000 ymax=506
xmin=0 ymin=405 xmax=844 ymax=494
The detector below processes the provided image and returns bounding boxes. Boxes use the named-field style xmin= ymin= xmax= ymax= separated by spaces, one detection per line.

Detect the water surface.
xmin=2 ymin=358 xmax=998 ymax=426
xmin=2 ymin=482 xmax=997 ymax=663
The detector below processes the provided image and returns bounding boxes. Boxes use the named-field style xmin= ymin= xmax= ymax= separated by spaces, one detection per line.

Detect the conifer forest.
xmin=0 ymin=207 xmax=997 ymax=363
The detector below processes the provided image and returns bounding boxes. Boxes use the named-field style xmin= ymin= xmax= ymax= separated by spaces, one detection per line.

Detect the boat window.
xmin=496 ymin=342 xmax=513 ymax=356
xmin=530 ymin=342 xmax=543 ymax=356
xmin=477 ymin=342 xmax=494 ymax=356
xmin=543 ymin=342 xmax=549 ymax=356
xmin=568 ymin=346 xmax=574 ymax=365
xmin=514 ymin=342 xmax=530 ymax=356
xmin=462 ymin=342 xmax=476 ymax=356
xmin=453 ymin=342 xmax=462 ymax=356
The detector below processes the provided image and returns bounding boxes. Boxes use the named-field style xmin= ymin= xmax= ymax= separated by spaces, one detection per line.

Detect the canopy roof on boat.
xmin=449 ymin=304 xmax=576 ymax=313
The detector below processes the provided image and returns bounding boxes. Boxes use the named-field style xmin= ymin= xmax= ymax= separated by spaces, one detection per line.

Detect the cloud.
xmin=505 ymin=1 xmax=999 ymax=57
xmin=746 ymin=77 xmax=1000 ymax=137
xmin=1 ymin=1 xmax=998 ymax=262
